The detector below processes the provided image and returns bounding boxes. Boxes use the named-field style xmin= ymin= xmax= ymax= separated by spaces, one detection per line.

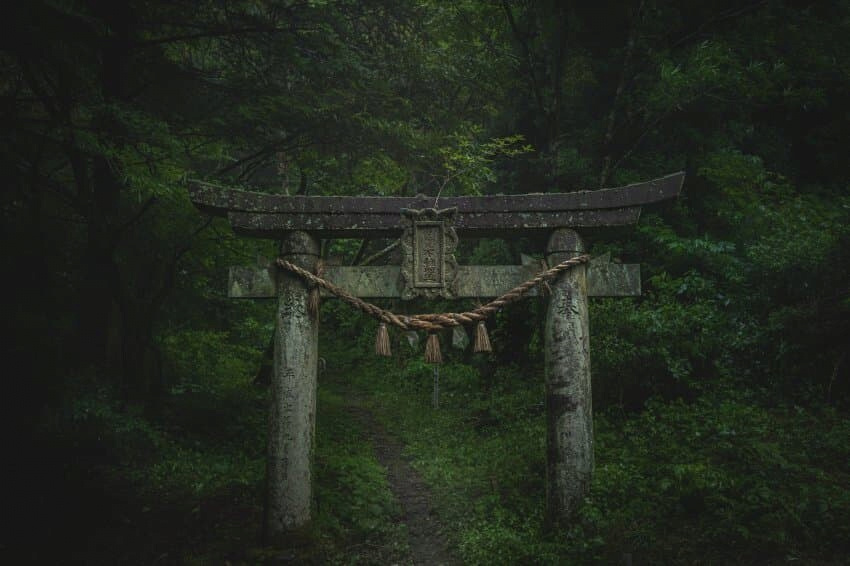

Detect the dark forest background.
xmin=2 ymin=1 xmax=849 ymax=564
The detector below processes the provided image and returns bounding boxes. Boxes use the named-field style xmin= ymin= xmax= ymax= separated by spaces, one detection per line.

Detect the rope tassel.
xmin=375 ymin=323 xmax=392 ymax=357
xmin=424 ymin=333 xmax=442 ymax=364
xmin=473 ymin=320 xmax=492 ymax=353
xmin=307 ymin=259 xmax=325 ymax=318
xmin=308 ymin=288 xmax=321 ymax=318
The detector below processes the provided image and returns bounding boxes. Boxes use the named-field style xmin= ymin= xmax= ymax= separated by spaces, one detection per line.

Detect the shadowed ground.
xmin=346 ymin=400 xmax=457 ymax=566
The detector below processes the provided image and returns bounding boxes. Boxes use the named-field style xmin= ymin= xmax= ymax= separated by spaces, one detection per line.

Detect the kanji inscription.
xmin=414 ymin=221 xmax=444 ymax=287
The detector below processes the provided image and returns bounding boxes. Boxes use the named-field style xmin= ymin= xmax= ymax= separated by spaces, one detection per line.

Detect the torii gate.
xmin=188 ymin=171 xmax=684 ymax=541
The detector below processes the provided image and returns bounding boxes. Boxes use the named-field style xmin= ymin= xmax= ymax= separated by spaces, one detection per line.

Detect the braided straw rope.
xmin=276 ymin=254 xmax=591 ymax=332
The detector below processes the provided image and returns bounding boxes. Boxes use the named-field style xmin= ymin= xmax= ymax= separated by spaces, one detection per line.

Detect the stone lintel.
xmin=227 ymin=208 xmax=642 ymax=239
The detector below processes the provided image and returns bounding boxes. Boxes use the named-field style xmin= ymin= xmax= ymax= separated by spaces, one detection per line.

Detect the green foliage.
xmin=436 ymin=128 xmax=534 ymax=196
xmin=467 ymin=239 xmax=515 ymax=265
xmin=43 ymin=357 xmax=409 ymax=563
xmin=340 ymin=354 xmax=850 ymax=564
xmin=588 ymin=397 xmax=850 ymax=562
xmin=313 ymin=390 xmax=408 ymax=563
xmin=161 ymin=329 xmax=261 ymax=394
xmin=51 ymin=381 xmax=265 ymax=497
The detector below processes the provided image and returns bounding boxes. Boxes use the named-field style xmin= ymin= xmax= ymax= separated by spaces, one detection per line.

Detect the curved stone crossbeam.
xmin=188 ymin=172 xmax=685 ymax=238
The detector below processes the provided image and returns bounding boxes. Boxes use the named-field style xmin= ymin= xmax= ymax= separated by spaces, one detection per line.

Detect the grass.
xmin=21 ymin=363 xmax=407 ymax=564
xmin=19 ymin=327 xmax=850 ymax=564
xmin=335 ymin=351 xmax=850 ymax=565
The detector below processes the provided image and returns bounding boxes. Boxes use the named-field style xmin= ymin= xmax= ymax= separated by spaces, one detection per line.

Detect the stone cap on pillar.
xmin=280 ymin=231 xmax=320 ymax=257
xmin=546 ymin=229 xmax=585 ymax=254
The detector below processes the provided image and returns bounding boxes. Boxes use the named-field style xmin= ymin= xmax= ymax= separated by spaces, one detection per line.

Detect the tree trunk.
xmin=75 ymin=4 xmax=132 ymax=374
xmin=78 ymin=222 xmax=121 ymax=371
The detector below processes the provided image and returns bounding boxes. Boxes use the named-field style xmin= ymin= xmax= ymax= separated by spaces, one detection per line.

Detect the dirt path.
xmin=346 ymin=404 xmax=457 ymax=566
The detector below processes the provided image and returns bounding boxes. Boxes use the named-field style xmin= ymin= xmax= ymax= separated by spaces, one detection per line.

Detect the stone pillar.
xmin=544 ymin=228 xmax=593 ymax=525
xmin=264 ymin=231 xmax=320 ymax=542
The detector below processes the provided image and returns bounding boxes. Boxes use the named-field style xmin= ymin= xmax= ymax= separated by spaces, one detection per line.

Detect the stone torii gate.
xmin=188 ymin=171 xmax=684 ymax=540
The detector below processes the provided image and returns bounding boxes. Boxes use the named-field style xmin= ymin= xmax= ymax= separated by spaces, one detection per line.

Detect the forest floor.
xmin=8 ymin=349 xmax=850 ymax=564
xmin=344 ymin=398 xmax=457 ymax=566
xmin=11 ymin=382 xmax=443 ymax=565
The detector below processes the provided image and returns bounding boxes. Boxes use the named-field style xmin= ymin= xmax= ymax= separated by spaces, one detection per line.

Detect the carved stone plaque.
xmin=414 ymin=221 xmax=444 ymax=288
xmin=400 ymin=207 xmax=459 ymax=299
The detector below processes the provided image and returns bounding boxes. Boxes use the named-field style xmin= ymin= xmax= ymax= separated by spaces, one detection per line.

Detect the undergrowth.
xmin=31 ymin=330 xmax=406 ymax=565
xmin=27 ymin=326 xmax=850 ymax=564
xmin=334 ymin=348 xmax=850 ymax=565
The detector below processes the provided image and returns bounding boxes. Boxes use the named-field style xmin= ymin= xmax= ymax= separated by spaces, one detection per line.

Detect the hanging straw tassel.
xmin=375 ymin=322 xmax=392 ymax=357
xmin=473 ymin=320 xmax=492 ymax=353
xmin=307 ymin=259 xmax=324 ymax=318
xmin=424 ymin=333 xmax=442 ymax=364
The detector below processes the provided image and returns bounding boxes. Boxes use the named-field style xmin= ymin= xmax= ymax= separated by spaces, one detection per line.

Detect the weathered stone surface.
xmin=265 ymin=231 xmax=319 ymax=541
xmin=544 ymin=228 xmax=593 ymax=525
xmin=405 ymin=331 xmax=420 ymax=349
xmin=229 ymin=265 xmax=275 ymax=298
xmin=587 ymin=259 xmax=640 ymax=297
xmin=399 ymin=207 xmax=460 ymax=299
xmin=189 ymin=171 xmax=684 ymax=215
xmin=228 ymin=260 xmax=640 ymax=300
xmin=226 ymin=207 xmax=642 ymax=238
xmin=452 ymin=326 xmax=470 ymax=350
xmin=520 ymin=253 xmax=539 ymax=266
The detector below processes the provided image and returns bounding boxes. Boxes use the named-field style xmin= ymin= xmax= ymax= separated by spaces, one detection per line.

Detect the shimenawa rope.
xmin=277 ymin=254 xmax=591 ymax=362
